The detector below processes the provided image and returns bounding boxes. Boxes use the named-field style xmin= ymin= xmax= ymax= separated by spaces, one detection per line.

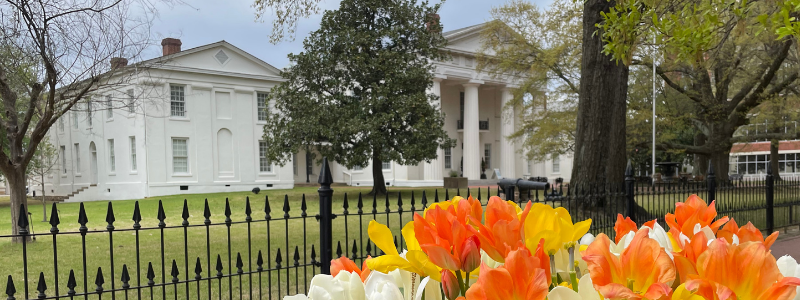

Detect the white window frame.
xmin=172 ymin=138 xmax=190 ymax=175
xmin=552 ymin=154 xmax=560 ymax=174
xmin=73 ymin=143 xmax=81 ymax=176
xmin=60 ymin=146 xmax=67 ymax=175
xmin=257 ymin=92 xmax=268 ymax=122
xmin=108 ymin=139 xmax=116 ymax=173
xmin=170 ymin=84 xmax=186 ymax=118
xmin=382 ymin=161 xmax=391 ymax=171
xmin=105 ymin=95 xmax=113 ymax=120
xmin=444 ymin=147 xmax=452 ymax=169
xmin=352 ymin=165 xmax=364 ymax=172
xmin=87 ymin=101 xmax=93 ymax=127
xmin=129 ymin=136 xmax=137 ymax=172
xmin=259 ymin=141 xmax=272 ymax=173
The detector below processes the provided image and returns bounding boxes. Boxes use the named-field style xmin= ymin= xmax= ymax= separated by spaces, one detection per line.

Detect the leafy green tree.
xmin=262 ymin=0 xmax=454 ymax=195
xmin=477 ymin=0 xmax=581 ymax=163
xmin=599 ymin=0 xmax=800 ymax=181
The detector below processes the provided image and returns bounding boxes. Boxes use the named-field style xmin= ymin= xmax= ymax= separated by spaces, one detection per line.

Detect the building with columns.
xmin=39 ymin=23 xmax=567 ymax=201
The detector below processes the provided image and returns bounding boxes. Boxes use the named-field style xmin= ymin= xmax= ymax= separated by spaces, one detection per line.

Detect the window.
xmin=170 ymin=85 xmax=185 ymax=117
xmin=172 ymin=138 xmax=188 ymax=173
xmin=60 ymin=146 xmax=67 ymax=174
xmin=484 ymin=144 xmax=492 ymax=170
xmin=106 ymin=95 xmax=113 ymax=119
xmin=259 ymin=141 xmax=271 ymax=172
xmin=127 ymin=89 xmax=135 ymax=114
xmin=257 ymin=92 xmax=268 ymax=121
xmin=382 ymin=161 xmax=391 ymax=170
xmin=444 ymin=147 xmax=452 ymax=169
xmin=72 ymin=111 xmax=78 ymax=129
xmin=87 ymin=101 xmax=93 ymax=127
xmin=74 ymin=144 xmax=80 ymax=174
xmin=552 ymin=154 xmax=560 ymax=173
xmin=459 ymin=92 xmax=465 ymax=121
xmin=129 ymin=137 xmax=137 ymax=171
xmin=353 ymin=165 xmax=363 ymax=171
xmin=108 ymin=139 xmax=115 ymax=172
xmin=292 ymin=153 xmax=298 ymax=175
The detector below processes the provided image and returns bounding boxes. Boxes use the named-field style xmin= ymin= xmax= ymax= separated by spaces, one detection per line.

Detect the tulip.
xmin=366 ymin=220 xmax=441 ymax=281
xmin=332 ymin=256 xmax=371 ymax=283
xmin=676 ymin=239 xmax=800 ymax=300
xmin=465 ymin=245 xmax=550 ymax=300
xmin=665 ymin=195 xmax=729 ymax=244
xmin=470 ymin=197 xmax=531 ymax=262
xmin=546 ymin=274 xmax=604 ymax=300
xmin=283 ymin=270 xmax=367 ymax=300
xmin=460 ymin=235 xmax=481 ymax=273
xmin=364 ymin=270 xmax=403 ymax=300
xmin=672 ymin=232 xmax=709 ymax=283
xmin=441 ymin=269 xmax=461 ymax=300
xmin=523 ymin=203 xmax=562 ymax=255
xmin=582 ymin=229 xmax=675 ymax=300
xmin=554 ymin=207 xmax=592 ymax=248
xmin=414 ymin=201 xmax=482 ymax=273
xmin=716 ymin=218 xmax=778 ymax=249
xmin=777 ymin=255 xmax=800 ymax=300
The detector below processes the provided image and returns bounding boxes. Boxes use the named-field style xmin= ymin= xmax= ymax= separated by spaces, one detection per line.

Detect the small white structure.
xmin=41 ymin=23 xmax=570 ymax=201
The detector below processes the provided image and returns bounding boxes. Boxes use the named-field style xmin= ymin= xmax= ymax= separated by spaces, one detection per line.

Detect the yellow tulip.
xmin=366 ymin=220 xmax=442 ymax=281
xmin=523 ymin=203 xmax=562 ymax=255
xmin=554 ymin=207 xmax=592 ymax=249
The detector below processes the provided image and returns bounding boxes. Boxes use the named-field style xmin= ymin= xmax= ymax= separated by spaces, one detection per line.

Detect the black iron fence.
xmin=3 ymin=159 xmax=800 ymax=300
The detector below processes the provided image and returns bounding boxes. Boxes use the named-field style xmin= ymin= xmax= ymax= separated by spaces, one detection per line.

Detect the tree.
xmin=253 ymin=0 xmax=325 ymax=43
xmin=28 ymin=137 xmax=58 ymax=222
xmin=477 ymin=0 xmax=582 ymax=163
xmin=261 ymin=0 xmax=454 ymax=195
xmin=0 ymin=0 xmax=163 ymax=240
xmin=599 ymin=0 xmax=800 ymax=181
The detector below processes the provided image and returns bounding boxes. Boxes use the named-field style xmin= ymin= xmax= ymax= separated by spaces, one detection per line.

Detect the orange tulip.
xmin=614 ymin=214 xmax=657 ymax=243
xmin=414 ymin=197 xmax=483 ymax=272
xmin=465 ymin=245 xmax=550 ymax=300
xmin=582 ymin=229 xmax=675 ymax=300
xmin=716 ymin=218 xmax=778 ymax=249
xmin=470 ymin=197 xmax=531 ymax=262
xmin=672 ymin=232 xmax=709 ymax=283
xmin=679 ymin=239 xmax=800 ymax=300
xmin=665 ymin=195 xmax=729 ymax=241
xmin=330 ymin=256 xmax=371 ymax=282
xmin=441 ymin=269 xmax=460 ymax=300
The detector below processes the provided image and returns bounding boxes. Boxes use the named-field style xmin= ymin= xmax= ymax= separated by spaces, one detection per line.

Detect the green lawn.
xmin=0 ymin=186 xmax=472 ymax=300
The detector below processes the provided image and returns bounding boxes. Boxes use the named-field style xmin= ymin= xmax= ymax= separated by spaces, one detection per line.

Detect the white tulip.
xmin=283 ymin=271 xmax=365 ymax=300
xmin=579 ymin=233 xmax=595 ymax=246
xmin=365 ymin=271 xmax=404 ymax=300
xmin=546 ymin=274 xmax=604 ymax=300
xmin=777 ymin=255 xmax=800 ymax=300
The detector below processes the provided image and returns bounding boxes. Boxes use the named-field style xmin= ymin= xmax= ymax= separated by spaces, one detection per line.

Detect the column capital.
xmin=463 ymin=79 xmax=484 ymax=87
xmin=433 ymin=74 xmax=447 ymax=82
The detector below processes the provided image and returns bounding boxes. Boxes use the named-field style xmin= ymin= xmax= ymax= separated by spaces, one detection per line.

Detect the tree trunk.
xmin=370 ymin=149 xmax=388 ymax=195
xmin=693 ymin=133 xmax=708 ymax=177
xmin=7 ymin=168 xmax=31 ymax=242
xmin=570 ymin=0 xmax=629 ymax=188
xmin=771 ymin=139 xmax=782 ymax=181
xmin=709 ymin=151 xmax=730 ymax=184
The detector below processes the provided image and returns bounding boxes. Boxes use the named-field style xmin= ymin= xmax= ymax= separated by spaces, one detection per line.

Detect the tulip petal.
xmin=572 ymin=219 xmax=592 ymax=242
xmin=577 ymin=274 xmax=602 ymax=300
xmin=421 ymin=244 xmax=460 ymax=271
xmin=546 ymin=286 xmax=582 ymax=300
xmin=369 ymin=220 xmax=399 ymax=256
xmin=402 ymin=221 xmax=421 ymax=251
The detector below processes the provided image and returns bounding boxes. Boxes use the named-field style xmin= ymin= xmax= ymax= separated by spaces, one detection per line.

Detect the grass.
xmin=0 ymin=186 xmax=466 ymax=300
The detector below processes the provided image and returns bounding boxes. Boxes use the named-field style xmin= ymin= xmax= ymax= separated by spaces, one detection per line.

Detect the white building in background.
xmin=40 ymin=23 xmax=569 ymax=202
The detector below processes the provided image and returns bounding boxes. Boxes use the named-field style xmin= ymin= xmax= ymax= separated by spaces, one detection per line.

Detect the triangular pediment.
xmin=151 ymin=41 xmax=282 ymax=78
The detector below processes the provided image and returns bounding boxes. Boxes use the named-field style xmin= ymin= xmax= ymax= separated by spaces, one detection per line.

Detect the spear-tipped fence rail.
xmin=3 ymin=159 xmax=800 ymax=300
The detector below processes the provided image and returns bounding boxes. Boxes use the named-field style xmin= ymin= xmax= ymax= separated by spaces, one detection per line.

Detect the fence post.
xmin=766 ymin=163 xmax=775 ymax=233
xmin=707 ymin=160 xmax=716 ymax=202
xmin=625 ymin=160 xmax=636 ymax=222
xmin=317 ymin=157 xmax=334 ymax=274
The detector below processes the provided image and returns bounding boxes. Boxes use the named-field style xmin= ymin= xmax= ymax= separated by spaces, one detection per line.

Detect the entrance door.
xmin=89 ymin=142 xmax=98 ymax=185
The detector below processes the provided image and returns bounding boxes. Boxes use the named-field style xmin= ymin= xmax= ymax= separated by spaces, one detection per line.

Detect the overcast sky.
xmin=146 ymin=0 xmax=553 ymax=68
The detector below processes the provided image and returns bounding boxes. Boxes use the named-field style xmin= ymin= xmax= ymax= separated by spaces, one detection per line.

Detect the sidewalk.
xmin=770 ymin=228 xmax=800 ymax=259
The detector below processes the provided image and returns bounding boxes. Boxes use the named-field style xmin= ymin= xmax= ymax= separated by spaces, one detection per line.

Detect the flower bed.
xmin=284 ymin=194 xmax=800 ymax=300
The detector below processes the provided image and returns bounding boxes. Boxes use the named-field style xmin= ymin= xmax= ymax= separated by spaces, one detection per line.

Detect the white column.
xmin=424 ymin=78 xmax=445 ymax=182
xmin=500 ymin=87 xmax=516 ymax=179
xmin=463 ymin=81 xmax=482 ymax=180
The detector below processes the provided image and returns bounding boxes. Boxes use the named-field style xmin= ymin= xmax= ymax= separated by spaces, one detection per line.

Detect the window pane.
xmin=748 ymin=155 xmax=756 ymax=162
xmin=127 ymin=89 xmax=135 ymax=113
xmin=108 ymin=139 xmax=115 ymax=172
xmin=257 ymin=92 xmax=268 ymax=121
xmin=382 ymin=161 xmax=391 ymax=170
xmin=259 ymin=141 xmax=270 ymax=172
xmin=788 ymin=161 xmax=796 ymax=173
xmin=170 ymin=85 xmax=185 ymax=117
xmin=484 ymin=144 xmax=492 ymax=170
xmin=780 ymin=154 xmax=786 ymax=161
xmin=737 ymin=163 xmax=746 ymax=174
xmin=130 ymin=137 xmax=137 ymax=171
xmin=758 ymin=155 xmax=766 ymax=162
xmin=74 ymin=144 xmax=80 ymax=173
xmin=172 ymin=139 xmax=188 ymax=173
xmin=757 ymin=162 xmax=766 ymax=174
xmin=106 ymin=95 xmax=113 ymax=119
xmin=738 ymin=155 xmax=746 ymax=162
xmin=444 ymin=147 xmax=452 ymax=169
xmin=747 ymin=163 xmax=756 ymax=174
xmin=780 ymin=162 xmax=786 ymax=173
xmin=61 ymin=146 xmax=67 ymax=174
xmin=788 ymin=153 xmax=796 ymax=161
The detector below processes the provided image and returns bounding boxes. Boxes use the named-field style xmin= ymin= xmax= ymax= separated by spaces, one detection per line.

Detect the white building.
xmin=41 ymin=23 xmax=570 ymax=201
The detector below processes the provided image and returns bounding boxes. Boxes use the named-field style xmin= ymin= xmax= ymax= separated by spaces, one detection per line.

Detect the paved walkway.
xmin=772 ymin=228 xmax=800 ymax=259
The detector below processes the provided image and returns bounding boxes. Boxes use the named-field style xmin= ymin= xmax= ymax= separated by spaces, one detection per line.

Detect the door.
xmin=89 ymin=142 xmax=98 ymax=185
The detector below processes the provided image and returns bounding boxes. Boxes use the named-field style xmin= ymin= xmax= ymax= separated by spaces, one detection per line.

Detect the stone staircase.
xmin=55 ymin=184 xmax=95 ymax=202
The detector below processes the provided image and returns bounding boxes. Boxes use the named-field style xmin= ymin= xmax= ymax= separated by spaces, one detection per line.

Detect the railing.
xmin=3 ymin=159 xmax=800 ymax=300
xmin=456 ymin=120 xmax=489 ymax=130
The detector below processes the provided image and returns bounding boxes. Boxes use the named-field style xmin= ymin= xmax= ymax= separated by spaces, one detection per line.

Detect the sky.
xmin=146 ymin=0 xmax=553 ymax=69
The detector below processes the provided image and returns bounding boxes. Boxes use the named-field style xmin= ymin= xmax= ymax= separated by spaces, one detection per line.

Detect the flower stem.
xmin=568 ymin=247 xmax=579 ymax=292
xmin=455 ymin=270 xmax=466 ymax=296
